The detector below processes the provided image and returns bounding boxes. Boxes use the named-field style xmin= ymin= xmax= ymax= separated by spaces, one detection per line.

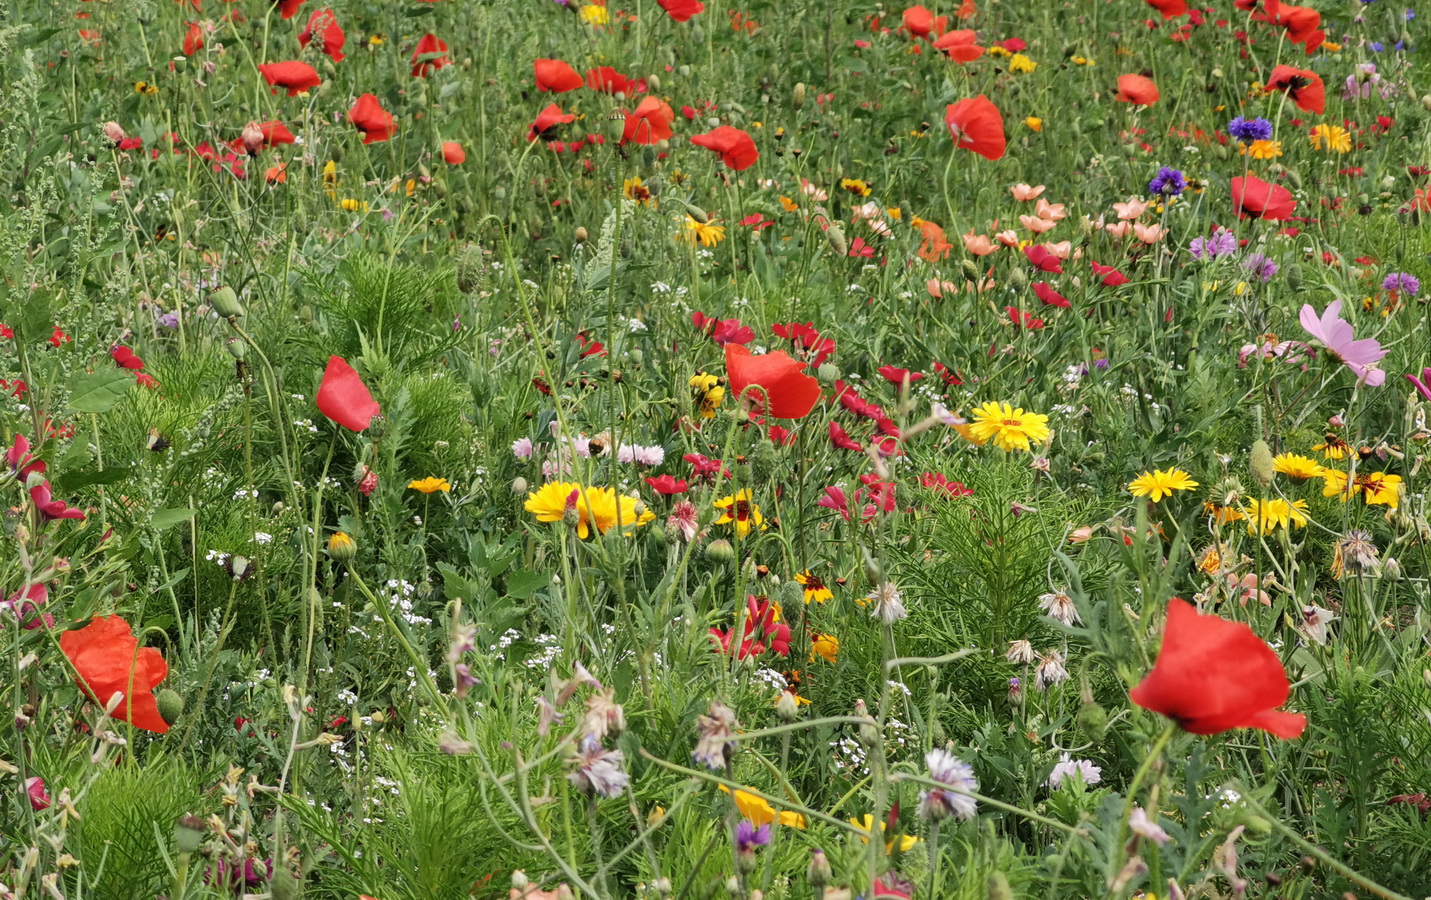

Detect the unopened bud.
xmin=1249 ymin=439 xmax=1275 ymax=489
xmin=807 ymin=849 xmax=831 ymax=888
xmin=792 ymin=82 xmax=806 ymax=109
xmin=225 ymin=337 xmax=247 ymax=359
xmin=511 ymin=476 xmax=529 ymax=495
xmin=705 ymin=539 xmax=735 ymax=563
xmin=157 ymin=689 xmax=184 ymax=725
xmin=817 ymin=362 xmax=840 ymax=385
xmin=825 ymin=223 xmax=848 ymax=258
xmin=574 ymin=226 xmax=589 ymax=244
xmin=325 ymin=531 xmax=357 ymax=562
xmin=175 ymin=815 xmax=206 ymax=854
xmin=986 ymin=871 xmax=1014 ymax=900
xmin=960 ymin=259 xmax=982 ymax=283
xmin=776 ymin=690 xmax=801 ymax=722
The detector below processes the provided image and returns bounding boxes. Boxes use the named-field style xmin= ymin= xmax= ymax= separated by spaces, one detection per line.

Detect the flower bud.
xmin=807 ymin=849 xmax=831 ymax=888
xmin=325 ymin=531 xmax=357 ymax=562
xmin=157 ymin=689 xmax=184 ymax=725
xmin=175 ymin=815 xmax=206 ymax=854
xmin=986 ymin=871 xmax=1014 ymax=900
xmin=776 ymin=690 xmax=801 ymax=722
xmin=511 ymin=476 xmax=529 ymax=495
xmin=705 ymin=539 xmax=735 ymax=563
xmin=1007 ymin=267 xmax=1028 ymax=290
xmin=647 ymin=74 xmax=661 ymax=92
xmin=1249 ymin=439 xmax=1275 ymax=489
xmin=960 ymin=259 xmax=982 ymax=283
xmin=825 ymin=223 xmax=848 ymax=258
xmin=792 ymin=82 xmax=806 ymax=109
xmin=574 ymin=226 xmax=589 ymax=244
xmin=817 ymin=362 xmax=840 ymax=385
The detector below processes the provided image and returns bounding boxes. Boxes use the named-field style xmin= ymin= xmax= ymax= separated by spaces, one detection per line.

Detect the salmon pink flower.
xmin=690 ymin=126 xmax=758 ymax=171
xmin=1299 ymin=300 xmax=1387 ymax=386
xmin=410 ymin=33 xmax=449 ymax=77
xmin=1019 ymin=214 xmax=1057 ymax=234
xmin=348 ymin=93 xmax=395 ymax=143
xmin=1010 ymin=183 xmax=1045 ymax=202
xmin=1116 ymin=73 xmax=1160 ymax=105
xmin=60 ymin=615 xmax=170 ymax=733
xmin=725 ymin=345 xmax=820 ymax=418
xmin=259 ymin=61 xmax=321 ymax=96
xmin=535 ymin=59 xmax=584 ymax=92
xmin=1112 ymin=197 xmax=1148 ymax=219
xmin=962 ymin=231 xmax=996 ymax=256
xmin=944 ymin=95 xmax=1005 ymax=160
xmin=1130 ymin=598 xmax=1306 ymax=738
xmin=317 ymin=355 xmax=381 ymax=431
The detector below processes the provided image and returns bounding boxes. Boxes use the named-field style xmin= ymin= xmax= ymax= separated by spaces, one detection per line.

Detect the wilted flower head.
xmin=1006 ymin=639 xmax=1035 ymax=664
xmin=582 ymin=688 xmax=626 ymax=742
xmin=1034 ymin=650 xmax=1070 ymax=690
xmin=918 ymin=748 xmax=979 ymax=821
xmin=1038 ymin=591 xmax=1081 ymax=626
xmin=866 ymin=581 xmax=907 ymax=624
xmin=1047 ymin=753 xmax=1102 ymax=788
xmin=567 ymin=736 xmax=629 ymax=797
xmin=1129 ymin=806 xmax=1172 ymax=845
xmin=693 ymin=701 xmax=737 ymax=770
xmin=1301 ymin=604 xmax=1338 ymax=645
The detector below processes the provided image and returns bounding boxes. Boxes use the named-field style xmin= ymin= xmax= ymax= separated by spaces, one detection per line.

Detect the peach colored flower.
xmin=1133 ymin=222 xmax=1166 ymax=243
xmin=1010 ymin=183 xmax=1045 ymax=202
xmin=1042 ymin=240 xmax=1073 ymax=259
xmin=1020 ymin=214 xmax=1058 ymax=234
xmin=1112 ymin=197 xmax=1148 ymax=220
xmin=1105 ymin=221 xmax=1134 ymax=238
xmin=1035 ymin=198 xmax=1066 ymax=221
xmin=961 ymin=231 xmax=997 ymax=255
xmin=994 ymin=229 xmax=1021 ymax=247
xmin=926 ymin=278 xmax=958 ymax=298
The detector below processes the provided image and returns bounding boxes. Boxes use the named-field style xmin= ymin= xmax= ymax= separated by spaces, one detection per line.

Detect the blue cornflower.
xmin=1245 ymin=253 xmax=1279 ymax=283
xmin=1149 ymin=166 xmax=1188 ymax=196
xmin=1228 ymin=116 xmax=1273 ymax=144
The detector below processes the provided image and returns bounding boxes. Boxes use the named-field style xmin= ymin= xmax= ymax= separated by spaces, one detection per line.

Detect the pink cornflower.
xmin=1299 ymin=300 xmax=1387 ymax=386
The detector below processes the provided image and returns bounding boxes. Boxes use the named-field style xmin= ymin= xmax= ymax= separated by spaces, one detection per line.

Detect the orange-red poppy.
xmin=265 ymin=162 xmax=287 ymax=184
xmin=902 ymin=5 xmax=948 ymax=39
xmin=276 ymin=0 xmax=305 ymax=19
xmin=621 ymin=97 xmax=675 ymax=145
xmin=317 ymin=356 xmax=381 ymax=431
xmin=725 ymin=345 xmax=821 ymax=419
xmin=917 ymin=220 xmax=953 ymax=262
xmin=1266 ymin=64 xmax=1324 ymax=114
xmin=1116 ymin=74 xmax=1159 ymax=105
xmin=527 ymin=103 xmax=577 ymax=142
xmin=1273 ymin=3 xmax=1323 ymax=51
xmin=411 ymin=33 xmax=450 ymax=77
xmin=690 ymin=126 xmax=758 ymax=170
xmin=348 ymin=93 xmax=395 ymax=143
xmin=944 ymin=95 xmax=1005 ymax=160
xmin=60 ymin=615 xmax=170 ymax=734
xmin=657 ymin=0 xmax=705 ymax=22
xmin=298 ymin=8 xmax=345 ymax=62
xmin=932 ymin=29 xmax=983 ymax=62
xmin=442 ymin=141 xmax=465 ymax=164
xmin=182 ymin=21 xmax=204 ymax=56
xmin=585 ymin=66 xmax=645 ymax=95
xmin=1230 ymin=175 xmax=1296 ymax=221
xmin=535 ymin=58 xmax=584 ymax=93
xmin=258 ymin=61 xmax=321 ymax=97
xmin=259 ymin=120 xmax=295 ymax=146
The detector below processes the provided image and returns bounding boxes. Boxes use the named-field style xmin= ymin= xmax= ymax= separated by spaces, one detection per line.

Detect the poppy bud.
xmin=1121 ymin=142 xmax=1137 ymax=157
xmin=824 ymin=223 xmax=848 ymax=257
xmin=683 ymin=202 xmax=709 ymax=224
xmin=807 ymin=850 xmax=831 ymax=888
xmin=175 ymin=815 xmax=206 ymax=854
xmin=494 ymin=185 xmax=507 ymax=200
xmin=817 ymin=362 xmax=839 ymax=385
xmin=705 ymin=538 xmax=735 ymax=562
xmin=1284 ymin=168 xmax=1303 ymax=190
xmin=1284 ymin=264 xmax=1302 ymax=291
xmin=986 ymin=871 xmax=1014 ymax=900
xmin=647 ymin=74 xmax=661 ymax=92
xmin=1421 ymin=95 xmax=1431 ymax=112
xmin=1382 ymin=557 xmax=1402 ymax=579
xmin=1212 ymin=142 xmax=1230 ymax=161
xmin=1249 ymin=439 xmax=1275 ymax=489
xmin=1007 ymin=267 xmax=1028 ymax=289
xmin=776 ymin=690 xmax=801 ymax=722
xmin=678 ymin=64 xmax=691 ymax=77
xmin=511 ymin=476 xmax=529 ymax=495
xmin=1076 ymin=701 xmax=1107 ymax=739
xmin=960 ymin=259 xmax=982 ymax=282
xmin=226 ymin=338 xmax=247 ymax=359
xmin=102 ymin=121 xmax=126 ymax=144
xmin=751 ymin=440 xmax=780 ymax=480
xmin=210 ymin=286 xmax=244 ymax=318
xmin=793 ymin=82 xmax=806 ymax=109
xmin=240 ymin=121 xmax=264 ymax=155
xmin=270 ymin=868 xmax=301 ymax=900
xmin=157 ymin=689 xmax=184 ymax=725
xmin=853 ymin=699 xmax=879 ymax=748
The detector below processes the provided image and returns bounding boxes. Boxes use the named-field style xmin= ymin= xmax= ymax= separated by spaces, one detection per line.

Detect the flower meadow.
xmin=2 ymin=0 xmax=1431 ymax=897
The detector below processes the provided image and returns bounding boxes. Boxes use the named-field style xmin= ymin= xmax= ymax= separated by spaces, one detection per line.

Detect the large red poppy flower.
xmin=1266 ymin=64 xmax=1325 ymax=114
xmin=585 ymin=66 xmax=645 ymax=96
xmin=317 ymin=355 xmax=381 ymax=432
xmin=527 ymin=103 xmax=576 ymax=142
xmin=725 ymin=344 xmax=820 ymax=419
xmin=260 ymin=120 xmax=296 ymax=146
xmin=183 ymin=21 xmax=204 ymax=56
xmin=348 ymin=93 xmax=395 ymax=144
xmin=657 ymin=0 xmax=705 ymax=21
xmin=1143 ymin=0 xmax=1187 ymax=18
xmin=411 ymin=33 xmax=449 ymax=77
xmin=275 ymin=0 xmax=305 ymax=19
xmin=258 ymin=61 xmax=321 ymax=97
xmin=690 ymin=126 xmax=758 ymax=171
xmin=1273 ymin=3 xmax=1322 ymax=50
xmin=902 ymin=5 xmax=948 ymax=38
xmin=621 ymin=97 xmax=675 ymax=145
xmin=60 ymin=615 xmax=170 ymax=733
xmin=535 ymin=58 xmax=584 ymax=92
xmin=932 ymin=29 xmax=983 ymax=62
xmin=1116 ymin=74 xmax=1159 ymax=105
xmin=944 ymin=95 xmax=1005 ymax=160
xmin=298 ymin=8 xmax=345 ymax=63
xmin=1130 ymin=599 xmax=1307 ymax=739
xmin=1230 ymin=175 xmax=1296 ymax=221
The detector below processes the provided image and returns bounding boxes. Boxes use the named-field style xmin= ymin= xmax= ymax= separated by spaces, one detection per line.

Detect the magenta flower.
xmin=30 ymin=481 xmax=85 ymax=521
xmin=1299 ymin=300 xmax=1387 ymax=387
xmin=1406 ymin=367 xmax=1431 ymax=402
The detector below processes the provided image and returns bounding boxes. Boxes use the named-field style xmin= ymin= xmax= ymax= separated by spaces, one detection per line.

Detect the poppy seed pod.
xmin=817 ymin=362 xmax=840 ymax=385
xmin=1249 ymin=439 xmax=1275 ymax=489
xmin=824 ymin=223 xmax=847 ymax=257
xmin=210 ymin=286 xmax=244 ymax=318
xmin=157 ymin=688 xmax=184 ymax=725
xmin=793 ymin=82 xmax=806 ymax=109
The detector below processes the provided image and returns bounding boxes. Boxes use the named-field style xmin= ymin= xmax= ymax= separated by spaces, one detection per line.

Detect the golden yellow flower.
xmin=367 ymin=33 xmax=386 ymax=46
xmin=1128 ymin=468 xmax=1199 ymax=503
xmin=811 ymin=632 xmax=839 ymax=664
xmin=966 ymin=402 xmax=1051 ymax=453
xmin=579 ymin=3 xmax=610 ymax=25
xmin=1009 ymin=53 xmax=1038 ymax=74
xmin=718 ymin=786 xmax=806 ymax=828
xmin=1272 ymin=453 xmax=1324 ymax=481
xmin=326 ymin=531 xmax=357 ymax=561
xmin=851 ymin=815 xmax=920 ymax=852
xmin=679 ymin=216 xmax=726 ymax=247
xmin=1321 ymin=469 xmax=1401 ymax=508
xmin=525 ymin=481 xmax=586 ymax=533
xmin=1240 ymin=139 xmax=1283 ymax=160
xmin=1310 ymin=123 xmax=1352 ymax=154
xmin=623 ymin=177 xmax=656 ymax=207
xmin=339 ymin=198 xmax=370 ymax=213
xmin=407 ymin=477 xmax=451 ymax=494
xmin=987 ymin=45 xmax=1011 ymax=57
xmin=1243 ymin=498 xmax=1309 ymax=535
xmin=1312 ymin=435 xmax=1350 ymax=460
xmin=795 ymin=570 xmax=833 ymax=604
xmin=840 ymin=177 xmax=872 ymax=197
xmin=1203 ymin=502 xmax=1246 ymax=527
xmin=714 ymin=489 xmax=766 ymax=537
xmin=690 ymin=372 xmax=725 ymax=418
xmin=1025 ymin=116 xmax=1043 ymax=132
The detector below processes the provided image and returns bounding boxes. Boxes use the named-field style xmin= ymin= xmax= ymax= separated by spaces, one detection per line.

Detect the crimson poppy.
xmin=442 ymin=141 xmax=465 ymax=164
xmin=829 ymin=421 xmax=863 ymax=451
xmin=1006 ymin=306 xmax=1044 ymax=330
xmin=690 ymin=126 xmax=758 ymax=171
xmin=902 ymin=5 xmax=947 ymax=38
xmin=31 ymin=481 xmax=84 ymax=521
xmin=932 ymin=29 xmax=983 ymax=62
xmin=1130 ymin=598 xmax=1306 ymax=738
xmin=60 ymin=615 xmax=170 ymax=733
xmin=527 ymin=103 xmax=576 ymax=142
xmin=317 ymin=355 xmax=380 ymax=432
xmin=348 ymin=93 xmax=395 ymax=144
xmin=725 ymin=344 xmax=820 ymax=419
xmin=275 ymin=0 xmax=305 ymax=19
xmin=535 ymin=59 xmax=584 ymax=93
xmin=644 ymin=474 xmax=689 ymax=495
xmin=258 ymin=61 xmax=321 ymax=96
xmin=772 ymin=322 xmax=836 ymax=366
xmin=1266 ymin=64 xmax=1325 ymax=114
xmin=411 ymin=33 xmax=449 ymax=77
xmin=183 ymin=21 xmax=204 ymax=55
xmin=1230 ymin=175 xmax=1295 ymax=220
xmin=944 ymin=95 xmax=1006 ymax=160
xmin=657 ymin=0 xmax=705 ymax=21
xmin=1089 ymin=261 xmax=1130 ymax=286
xmin=1024 ymin=245 xmax=1063 ymax=273
xmin=298 ymin=8 xmax=345 ymax=62
xmin=1033 ymin=282 xmax=1069 ymax=307
xmin=111 ymin=345 xmax=144 ymax=370
xmin=1116 ymin=73 xmax=1160 ymax=105
xmin=878 ymin=365 xmax=924 ymax=386
xmin=260 ymin=121 xmax=296 ymax=146
xmin=585 ymin=66 xmax=645 ymax=95
xmin=692 ymin=312 xmax=754 ymax=346
xmin=621 ymin=97 xmax=675 ymax=145
xmin=1143 ymin=0 xmax=1186 ymax=17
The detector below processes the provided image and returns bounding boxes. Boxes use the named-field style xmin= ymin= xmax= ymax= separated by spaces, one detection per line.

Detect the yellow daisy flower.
xmin=714 ymin=489 xmax=766 ymax=537
xmin=1272 ymin=453 xmax=1324 ymax=481
xmin=1128 ymin=468 xmax=1199 ymax=503
xmin=407 ymin=477 xmax=451 ymax=493
xmin=966 ymin=402 xmax=1051 ymax=453
xmin=1243 ymin=498 xmax=1309 ymax=535
xmin=795 ymin=570 xmax=833 ymax=604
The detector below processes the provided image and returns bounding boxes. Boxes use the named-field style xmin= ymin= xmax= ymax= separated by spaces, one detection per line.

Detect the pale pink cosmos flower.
xmin=1299 ymin=300 xmax=1387 ymax=387
xmin=1010 ymin=183 xmax=1045 ymax=202
xmin=1112 ymin=197 xmax=1148 ymax=220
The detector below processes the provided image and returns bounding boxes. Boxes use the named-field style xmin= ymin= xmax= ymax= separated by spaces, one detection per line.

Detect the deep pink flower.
xmin=1024 ymin=245 xmax=1064 ymax=273
xmin=878 ymin=365 xmax=924 ymax=386
xmin=26 ymin=777 xmax=50 ymax=811
xmin=30 ymin=482 xmax=84 ymax=521
xmin=828 ymin=421 xmax=863 ymax=452
xmin=818 ymin=485 xmax=851 ymax=521
xmin=1033 ymin=282 xmax=1069 ymax=307
xmin=1089 ymin=260 xmax=1130 ymax=287
xmin=644 ymin=474 xmax=689 ymax=495
xmin=1406 ymin=367 xmax=1431 ymax=401
xmin=1299 ymin=300 xmax=1387 ymax=386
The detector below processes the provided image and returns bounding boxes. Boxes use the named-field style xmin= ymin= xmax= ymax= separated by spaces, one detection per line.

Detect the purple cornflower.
xmin=155 ymin=311 xmax=180 ymax=329
xmin=1244 ymin=253 xmax=1279 ymax=282
xmin=1382 ymin=272 xmax=1421 ymax=296
xmin=1189 ymin=229 xmax=1237 ymax=260
xmin=735 ymin=821 xmax=771 ymax=852
xmin=1228 ymin=116 xmax=1273 ymax=144
xmin=1148 ymin=166 xmax=1187 ymax=196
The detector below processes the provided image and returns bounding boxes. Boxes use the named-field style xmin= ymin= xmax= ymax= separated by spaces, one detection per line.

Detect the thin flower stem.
xmin=1113 ymin=722 xmax=1177 ymax=873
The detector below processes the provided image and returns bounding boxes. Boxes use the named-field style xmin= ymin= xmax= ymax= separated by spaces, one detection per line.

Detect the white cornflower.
xmin=867 ymin=582 xmax=907 ymax=624
xmin=1047 ymin=753 xmax=1102 ymax=789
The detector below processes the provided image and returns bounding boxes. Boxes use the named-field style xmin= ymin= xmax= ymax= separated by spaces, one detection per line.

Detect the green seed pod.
xmin=817 ymin=362 xmax=840 ymax=386
xmin=705 ymin=539 xmax=735 ymax=563
xmin=825 ymin=223 xmax=848 ymax=258
xmin=225 ymin=338 xmax=247 ymax=360
xmin=157 ymin=689 xmax=184 ymax=725
xmin=1250 ymin=439 xmax=1275 ymax=489
xmin=793 ymin=82 xmax=806 ymax=109
xmin=209 ymin=286 xmax=244 ymax=318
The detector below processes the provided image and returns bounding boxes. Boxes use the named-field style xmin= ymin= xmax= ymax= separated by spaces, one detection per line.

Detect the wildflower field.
xmin=3 ymin=0 xmax=1431 ymax=897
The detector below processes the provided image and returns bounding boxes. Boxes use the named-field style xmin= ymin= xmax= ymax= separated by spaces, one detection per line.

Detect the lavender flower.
xmin=1189 ymin=229 xmax=1237 ymax=260
xmin=1300 ymin=300 xmax=1388 ymax=386
xmin=1244 ymin=253 xmax=1279 ymax=282
xmin=1047 ymin=753 xmax=1103 ymax=788
xmin=1382 ymin=272 xmax=1421 ymax=296
xmin=917 ymin=748 xmax=979 ymax=821
xmin=1148 ymin=166 xmax=1187 ymax=196
xmin=1228 ymin=116 xmax=1273 ymax=144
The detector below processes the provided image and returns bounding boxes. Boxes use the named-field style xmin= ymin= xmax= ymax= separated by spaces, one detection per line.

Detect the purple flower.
xmin=1244 ymin=253 xmax=1279 ymax=282
xmin=1228 ymin=116 xmax=1273 ymax=144
xmin=155 ymin=311 xmax=180 ymax=329
xmin=1382 ymin=272 xmax=1421 ymax=296
xmin=1300 ymin=300 xmax=1388 ymax=386
xmin=1148 ymin=166 xmax=1187 ymax=196
xmin=735 ymin=820 xmax=771 ymax=852
xmin=1189 ymin=229 xmax=1237 ymax=260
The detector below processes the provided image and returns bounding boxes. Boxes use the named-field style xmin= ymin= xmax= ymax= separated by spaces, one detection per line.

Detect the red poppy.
xmin=411 ymin=33 xmax=449 ymax=77
xmin=60 ymin=615 xmax=170 ymax=733
xmin=1266 ymin=65 xmax=1325 ymax=114
xmin=183 ymin=21 xmax=204 ymax=55
xmin=710 ymin=596 xmax=790 ymax=659
xmin=1230 ymin=175 xmax=1296 ymax=221
xmin=1130 ymin=598 xmax=1306 ymax=738
xmin=1024 ymin=245 xmax=1063 ymax=273
xmin=644 ymin=474 xmax=689 ymax=495
xmin=260 ymin=120 xmax=296 ymax=146
xmin=772 ymin=322 xmax=836 ymax=366
xmin=944 ymin=95 xmax=1006 ymax=160
xmin=1143 ymin=0 xmax=1186 ymax=17
xmin=1273 ymin=3 xmax=1322 ymax=50
xmin=298 ymin=8 xmax=346 ymax=62
xmin=348 ymin=93 xmax=395 ymax=143
xmin=275 ymin=0 xmax=305 ymax=19
xmin=621 ymin=97 xmax=675 ymax=145
xmin=657 ymin=0 xmax=705 ymax=21
xmin=111 ymin=345 xmax=145 ymax=369
xmin=828 ymin=421 xmax=863 ymax=451
xmin=1033 ymin=282 xmax=1068 ymax=307
xmin=692 ymin=312 xmax=755 ymax=346
xmin=585 ymin=67 xmax=645 ymax=95
xmin=535 ymin=59 xmax=584 ymax=93
xmin=902 ymin=5 xmax=948 ymax=39
xmin=932 ymin=29 xmax=983 ymax=62
xmin=258 ymin=61 xmax=321 ymax=96
xmin=878 ymin=365 xmax=924 ymax=386
xmin=1089 ymin=261 xmax=1130 ymax=287
xmin=31 ymin=481 xmax=84 ymax=521
xmin=527 ymin=103 xmax=576 ymax=142
xmin=442 ymin=141 xmax=465 ymax=164
xmin=725 ymin=344 xmax=821 ymax=419
xmin=1116 ymin=74 xmax=1160 ymax=105
xmin=317 ymin=355 xmax=381 ymax=432
xmin=690 ymin=126 xmax=758 ymax=171
xmin=1006 ymin=306 xmax=1044 ymax=330
xmin=931 ymin=361 xmax=962 ymax=386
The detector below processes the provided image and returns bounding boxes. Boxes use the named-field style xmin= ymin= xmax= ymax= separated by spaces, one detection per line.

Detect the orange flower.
xmin=1116 ymin=73 xmax=1159 ymax=105
xmin=442 ymin=141 xmax=465 ymax=165
xmin=534 ymin=58 xmax=584 ymax=93
xmin=690 ymin=126 xmax=759 ymax=171
xmin=918 ymin=220 xmax=953 ymax=261
xmin=944 ymin=95 xmax=1006 ymax=160
xmin=60 ymin=615 xmax=170 ymax=733
xmin=621 ymin=97 xmax=675 ymax=145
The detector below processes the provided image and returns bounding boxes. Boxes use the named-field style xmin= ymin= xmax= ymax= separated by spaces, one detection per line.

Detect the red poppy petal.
xmin=316 ymin=356 xmax=381 ymax=432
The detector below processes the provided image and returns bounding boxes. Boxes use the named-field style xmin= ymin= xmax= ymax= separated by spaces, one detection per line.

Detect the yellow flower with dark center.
xmin=408 ymin=477 xmax=451 ymax=494
xmin=1312 ymin=435 xmax=1350 ymax=460
xmin=1321 ymin=469 xmax=1401 ymax=508
xmin=1240 ymin=139 xmax=1283 ymax=160
xmin=690 ymin=372 xmax=725 ymax=418
xmin=966 ymin=402 xmax=1051 ymax=453
xmin=340 ymin=198 xmax=369 ymax=213
xmin=1310 ymin=123 xmax=1352 ymax=154
xmin=1272 ymin=453 xmax=1324 ymax=481
xmin=987 ymin=45 xmax=1011 ymax=57
xmin=714 ymin=489 xmax=766 ymax=537
xmin=1128 ymin=468 xmax=1199 ymax=503
xmin=795 ymin=570 xmax=833 ymax=604
xmin=811 ymin=632 xmax=839 ymax=664
xmin=840 ymin=178 xmax=872 ymax=197
xmin=624 ymin=177 xmax=656 ymax=207
xmin=1243 ymin=498 xmax=1309 ymax=535
xmin=679 ymin=216 xmax=726 ymax=247
xmin=1009 ymin=53 xmax=1037 ymax=74
xmin=134 ymin=81 xmax=159 ymax=95
xmin=367 ymin=34 xmax=386 ymax=46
